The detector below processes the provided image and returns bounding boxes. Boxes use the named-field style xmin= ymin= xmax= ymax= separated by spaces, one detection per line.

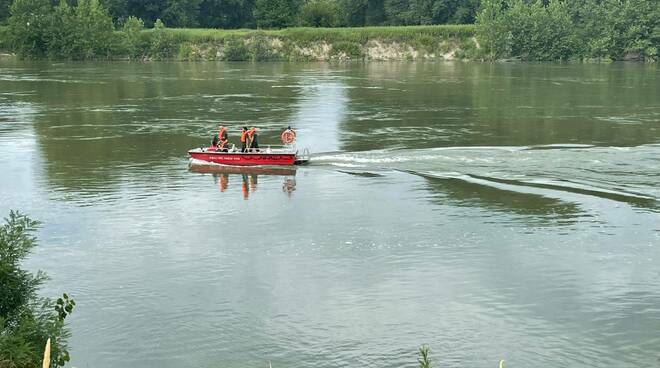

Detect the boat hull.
xmin=189 ymin=150 xmax=297 ymax=166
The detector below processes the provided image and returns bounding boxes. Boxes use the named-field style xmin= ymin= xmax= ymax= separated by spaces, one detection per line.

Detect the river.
xmin=1 ymin=60 xmax=659 ymax=368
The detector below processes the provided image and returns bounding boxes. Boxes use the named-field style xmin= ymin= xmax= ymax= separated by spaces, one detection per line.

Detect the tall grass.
xmin=1 ymin=23 xmax=476 ymax=60
xmin=165 ymin=24 xmax=476 ymax=44
xmin=135 ymin=24 xmax=476 ymax=61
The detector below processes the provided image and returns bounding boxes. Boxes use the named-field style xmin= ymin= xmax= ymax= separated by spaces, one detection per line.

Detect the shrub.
xmin=475 ymin=0 xmax=512 ymax=60
xmin=149 ymin=19 xmax=176 ymax=60
xmin=330 ymin=40 xmax=363 ymax=58
xmin=7 ymin=0 xmax=53 ymax=58
xmin=223 ymin=37 xmax=250 ymax=61
xmin=7 ymin=0 xmax=114 ymax=59
xmin=73 ymin=0 xmax=115 ymax=59
xmin=122 ymin=16 xmax=145 ymax=59
xmin=475 ymin=0 xmax=659 ymax=61
xmin=0 ymin=211 xmax=75 ymax=368
xmin=250 ymin=33 xmax=279 ymax=61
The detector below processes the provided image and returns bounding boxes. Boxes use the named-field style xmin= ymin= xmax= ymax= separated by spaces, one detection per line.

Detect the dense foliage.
xmin=0 ymin=0 xmax=479 ymax=28
xmin=4 ymin=0 xmax=475 ymax=61
xmin=476 ymin=0 xmax=660 ymax=61
xmin=2 ymin=0 xmax=658 ymax=61
xmin=0 ymin=211 xmax=75 ymax=368
xmin=7 ymin=0 xmax=114 ymax=58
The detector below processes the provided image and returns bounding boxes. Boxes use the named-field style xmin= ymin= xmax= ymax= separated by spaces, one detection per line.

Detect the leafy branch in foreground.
xmin=417 ymin=345 xmax=505 ymax=368
xmin=0 ymin=210 xmax=75 ymax=368
xmin=418 ymin=345 xmax=432 ymax=368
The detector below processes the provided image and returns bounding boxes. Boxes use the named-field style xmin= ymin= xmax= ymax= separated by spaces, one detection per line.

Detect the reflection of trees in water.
xmin=336 ymin=63 xmax=660 ymax=152
xmin=26 ymin=62 xmax=302 ymax=195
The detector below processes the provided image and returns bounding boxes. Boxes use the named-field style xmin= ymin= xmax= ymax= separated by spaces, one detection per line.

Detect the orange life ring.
xmin=281 ymin=130 xmax=296 ymax=144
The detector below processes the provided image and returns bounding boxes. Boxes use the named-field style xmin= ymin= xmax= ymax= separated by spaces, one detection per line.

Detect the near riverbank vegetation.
xmin=0 ymin=211 xmax=75 ymax=368
xmin=477 ymin=0 xmax=659 ymax=61
xmin=0 ymin=0 xmax=658 ymax=61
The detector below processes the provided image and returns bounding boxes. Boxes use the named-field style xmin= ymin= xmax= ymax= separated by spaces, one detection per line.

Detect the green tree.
xmin=99 ymin=0 xmax=128 ymax=23
xmin=600 ymin=0 xmax=658 ymax=60
xmin=299 ymin=0 xmax=340 ymax=27
xmin=449 ymin=0 xmax=480 ymax=24
xmin=385 ymin=0 xmax=414 ymax=25
xmin=254 ymin=0 xmax=300 ymax=28
xmin=198 ymin=0 xmax=256 ymax=28
xmin=364 ymin=0 xmax=386 ymax=25
xmin=475 ymin=0 xmax=511 ymax=60
xmin=0 ymin=0 xmax=12 ymax=24
xmin=162 ymin=0 xmax=202 ymax=27
xmin=72 ymin=0 xmax=115 ymax=59
xmin=336 ymin=0 xmax=386 ymax=26
xmin=8 ymin=0 xmax=115 ymax=59
xmin=7 ymin=0 xmax=53 ymax=57
xmin=504 ymin=0 xmax=574 ymax=60
xmin=122 ymin=15 xmax=145 ymax=59
xmin=149 ymin=18 xmax=176 ymax=59
xmin=476 ymin=0 xmax=658 ymax=61
xmin=123 ymin=0 xmax=167 ymax=27
xmin=46 ymin=0 xmax=76 ymax=58
xmin=0 ymin=211 xmax=75 ymax=368
xmin=338 ymin=0 xmax=367 ymax=26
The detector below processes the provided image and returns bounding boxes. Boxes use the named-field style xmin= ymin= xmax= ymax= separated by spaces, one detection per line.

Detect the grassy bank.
xmin=0 ymin=23 xmax=476 ymax=61
xmin=161 ymin=25 xmax=477 ymax=61
xmin=166 ymin=25 xmax=475 ymax=43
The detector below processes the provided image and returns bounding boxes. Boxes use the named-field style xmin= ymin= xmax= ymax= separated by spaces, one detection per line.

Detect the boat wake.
xmin=310 ymin=145 xmax=660 ymax=210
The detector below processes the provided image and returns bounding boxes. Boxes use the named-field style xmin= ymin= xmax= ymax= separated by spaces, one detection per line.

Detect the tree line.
xmin=0 ymin=0 xmax=480 ymax=28
xmin=1 ymin=0 xmax=658 ymax=61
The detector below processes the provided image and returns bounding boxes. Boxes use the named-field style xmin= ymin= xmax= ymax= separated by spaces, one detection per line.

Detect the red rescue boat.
xmin=188 ymin=146 xmax=309 ymax=166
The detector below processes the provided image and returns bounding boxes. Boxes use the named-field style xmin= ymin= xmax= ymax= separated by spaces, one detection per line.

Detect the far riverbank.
xmin=0 ymin=25 xmax=477 ymax=62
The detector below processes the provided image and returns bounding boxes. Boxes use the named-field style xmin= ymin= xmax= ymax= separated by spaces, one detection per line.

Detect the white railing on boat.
xmin=194 ymin=145 xmax=300 ymax=154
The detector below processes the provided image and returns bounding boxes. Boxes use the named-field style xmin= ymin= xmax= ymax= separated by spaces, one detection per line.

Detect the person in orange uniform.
xmin=247 ymin=127 xmax=259 ymax=152
xmin=240 ymin=126 xmax=249 ymax=152
xmin=212 ymin=125 xmax=229 ymax=151
xmin=218 ymin=125 xmax=227 ymax=141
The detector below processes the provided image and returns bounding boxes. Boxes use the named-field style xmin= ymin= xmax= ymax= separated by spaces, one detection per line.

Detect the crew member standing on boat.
xmin=218 ymin=125 xmax=227 ymax=141
xmin=240 ymin=126 xmax=249 ymax=152
xmin=214 ymin=125 xmax=229 ymax=151
xmin=248 ymin=127 xmax=259 ymax=152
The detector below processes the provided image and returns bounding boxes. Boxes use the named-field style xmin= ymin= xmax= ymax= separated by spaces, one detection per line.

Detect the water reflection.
xmin=337 ymin=63 xmax=660 ymax=151
xmin=188 ymin=163 xmax=297 ymax=199
xmin=2 ymin=60 xmax=660 ymax=368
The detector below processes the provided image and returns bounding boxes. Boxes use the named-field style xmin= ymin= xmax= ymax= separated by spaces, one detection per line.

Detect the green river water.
xmin=1 ymin=60 xmax=659 ymax=368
